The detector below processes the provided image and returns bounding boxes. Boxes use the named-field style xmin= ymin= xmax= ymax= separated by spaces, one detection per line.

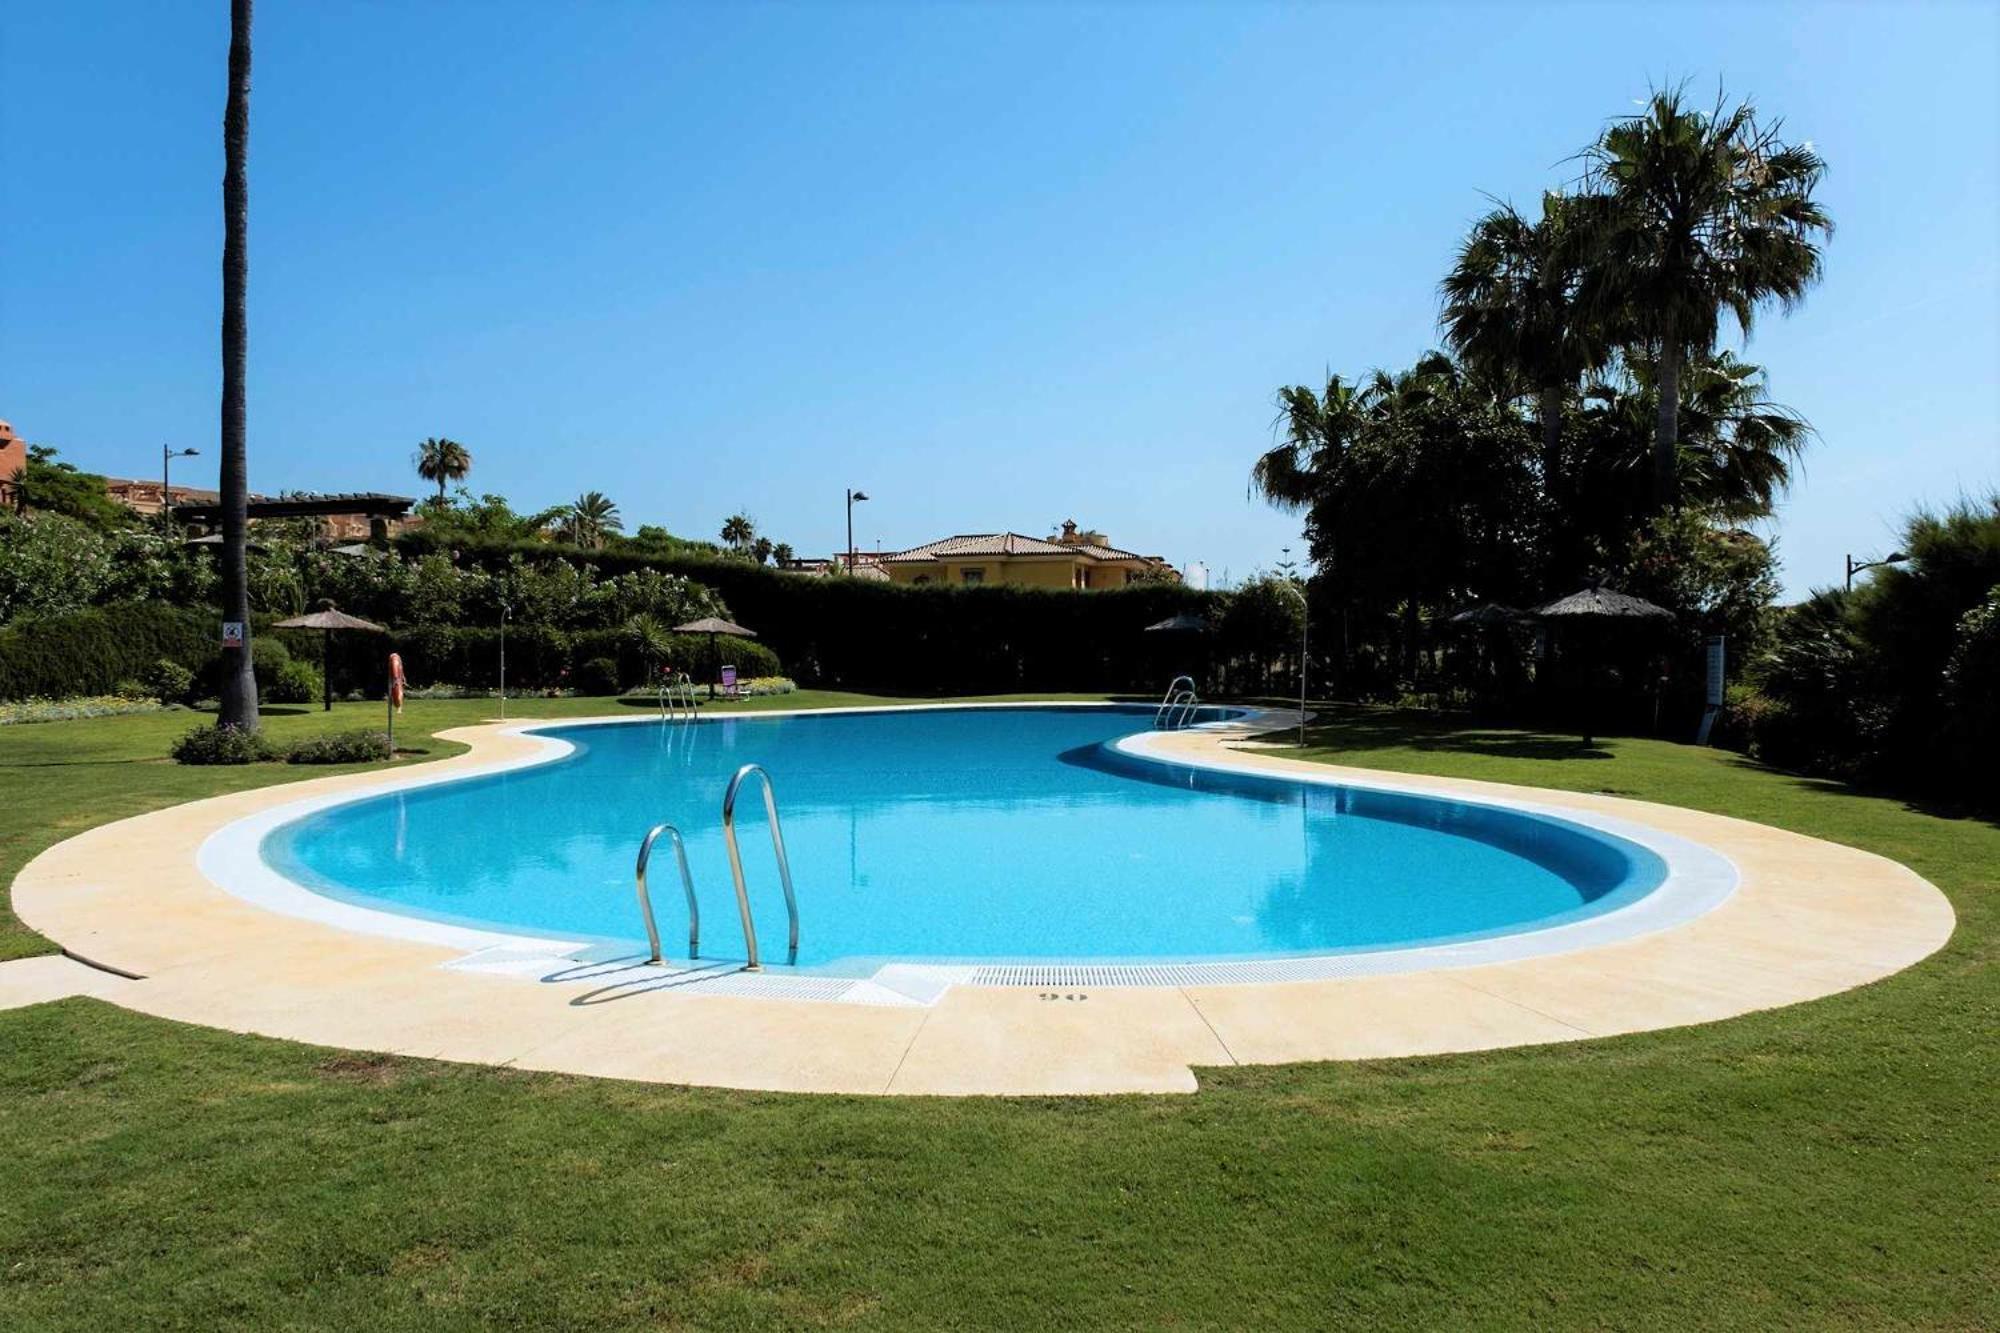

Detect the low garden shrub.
xmin=575 ymin=656 xmax=622 ymax=697
xmin=146 ymin=657 xmax=197 ymax=704
xmin=170 ymin=723 xmax=279 ymax=765
xmin=267 ymin=656 xmax=325 ymax=705
xmin=285 ymin=729 xmax=391 ymax=764
xmin=0 ymin=695 xmax=169 ymax=725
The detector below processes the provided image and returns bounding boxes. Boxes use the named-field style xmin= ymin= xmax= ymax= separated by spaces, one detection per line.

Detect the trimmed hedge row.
xmin=0 ymin=603 xmax=219 ymax=701
xmin=395 ymin=534 xmax=1216 ymax=693
xmin=377 ymin=626 xmax=782 ymax=694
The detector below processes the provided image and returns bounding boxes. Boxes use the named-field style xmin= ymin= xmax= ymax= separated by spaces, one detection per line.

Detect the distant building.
xmin=0 ymin=420 xmax=23 ymax=510
xmin=102 ymin=477 xmax=223 ymax=517
xmin=880 ymin=520 xmax=1177 ymax=589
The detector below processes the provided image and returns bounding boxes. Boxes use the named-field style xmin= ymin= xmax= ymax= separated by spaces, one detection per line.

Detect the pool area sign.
xmin=221 ymin=620 xmax=245 ymax=648
xmin=1695 ymin=634 xmax=1726 ymax=745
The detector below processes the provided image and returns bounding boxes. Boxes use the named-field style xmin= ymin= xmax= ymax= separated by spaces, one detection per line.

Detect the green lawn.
xmin=1 ymin=701 xmax=1993 ymax=1328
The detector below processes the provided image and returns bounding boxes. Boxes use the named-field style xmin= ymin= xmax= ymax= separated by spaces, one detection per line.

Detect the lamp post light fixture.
xmin=845 ymin=488 xmax=870 ymax=572
xmin=162 ymin=445 xmax=199 ymax=527
xmin=1845 ymin=550 xmax=1908 ymax=591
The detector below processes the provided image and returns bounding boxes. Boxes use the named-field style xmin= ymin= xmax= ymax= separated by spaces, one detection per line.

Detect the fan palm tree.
xmin=217 ymin=0 xmax=257 ymax=730
xmin=1440 ymin=191 xmax=1604 ymax=483
xmin=1584 ymin=351 xmax=1812 ymax=521
xmin=1250 ymin=374 xmax=1369 ymax=511
xmin=564 ymin=491 xmax=622 ymax=549
xmin=1580 ymin=86 xmax=1831 ymax=509
xmin=720 ymin=512 xmax=756 ymax=552
xmin=414 ymin=437 xmax=472 ymax=502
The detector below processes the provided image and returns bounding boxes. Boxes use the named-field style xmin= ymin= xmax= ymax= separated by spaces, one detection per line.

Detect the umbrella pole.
xmin=709 ymin=632 xmax=717 ymax=700
xmin=323 ymin=630 xmax=332 ymax=712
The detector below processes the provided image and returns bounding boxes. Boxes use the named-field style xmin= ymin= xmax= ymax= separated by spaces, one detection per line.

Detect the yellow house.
xmin=881 ymin=520 xmax=1177 ymax=590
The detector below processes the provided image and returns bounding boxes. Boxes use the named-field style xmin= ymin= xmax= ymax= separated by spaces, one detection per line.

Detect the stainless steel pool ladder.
xmin=633 ymin=822 xmax=700 ymax=964
xmin=722 ymin=763 xmax=799 ymax=970
xmin=657 ymin=671 xmax=699 ymax=721
xmin=1155 ymin=676 xmax=1199 ymax=730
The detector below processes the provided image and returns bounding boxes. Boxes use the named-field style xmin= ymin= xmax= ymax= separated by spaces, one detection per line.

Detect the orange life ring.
xmin=388 ymin=652 xmax=406 ymax=712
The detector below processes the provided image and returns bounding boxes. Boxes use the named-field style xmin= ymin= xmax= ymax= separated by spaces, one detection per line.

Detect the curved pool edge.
xmin=9 ymin=703 xmax=1958 ymax=1096
xmin=201 ymin=702 xmax=1731 ymax=988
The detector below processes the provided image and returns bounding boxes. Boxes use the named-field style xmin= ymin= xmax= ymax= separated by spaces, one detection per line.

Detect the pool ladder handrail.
xmin=634 ymin=822 xmax=700 ymax=964
xmin=657 ymin=671 xmax=699 ymax=721
xmin=722 ymin=763 xmax=799 ymax=970
xmin=1155 ymin=676 xmax=1199 ymax=730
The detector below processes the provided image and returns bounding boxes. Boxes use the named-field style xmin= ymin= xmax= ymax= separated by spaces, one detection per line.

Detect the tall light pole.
xmin=498 ymin=602 xmax=509 ymax=720
xmin=846 ymin=488 xmax=869 ymax=572
xmin=162 ymin=445 xmax=198 ymax=528
xmin=1276 ymin=557 xmax=1308 ymax=750
xmin=1845 ymin=550 xmax=1908 ymax=591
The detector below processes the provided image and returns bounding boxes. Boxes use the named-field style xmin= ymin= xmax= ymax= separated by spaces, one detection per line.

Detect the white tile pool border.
xmin=193 ymin=703 xmax=1738 ymax=1004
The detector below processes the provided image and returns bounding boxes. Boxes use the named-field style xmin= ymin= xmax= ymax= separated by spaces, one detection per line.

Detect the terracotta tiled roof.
xmin=883 ymin=532 xmax=1149 ymax=563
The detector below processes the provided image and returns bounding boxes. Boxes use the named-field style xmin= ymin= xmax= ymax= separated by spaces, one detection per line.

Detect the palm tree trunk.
xmin=1653 ymin=314 xmax=1681 ymax=513
xmin=217 ymin=0 xmax=258 ymax=730
xmin=1537 ymin=383 xmax=1563 ymax=495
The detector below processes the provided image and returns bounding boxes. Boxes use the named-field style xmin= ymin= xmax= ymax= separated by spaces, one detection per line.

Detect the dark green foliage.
xmin=16 ymin=448 xmax=132 ymax=529
xmin=145 ymin=657 xmax=197 ymax=704
xmin=574 ymin=656 xmax=621 ymax=696
xmin=266 ymin=656 xmax=324 ymax=705
xmin=283 ymin=729 xmax=390 ymax=764
xmin=169 ymin=722 xmax=278 ymax=764
xmin=394 ymin=533 xmax=1215 ymax=693
xmin=1741 ymin=497 xmax=2000 ymax=810
xmin=0 ymin=603 xmax=218 ymax=701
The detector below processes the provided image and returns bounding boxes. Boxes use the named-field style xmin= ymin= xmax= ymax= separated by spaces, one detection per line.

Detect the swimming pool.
xmin=255 ymin=705 xmax=1672 ymax=976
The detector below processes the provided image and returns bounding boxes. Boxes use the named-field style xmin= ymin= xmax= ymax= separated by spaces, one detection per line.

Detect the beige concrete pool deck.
xmin=10 ymin=707 xmax=1954 ymax=1095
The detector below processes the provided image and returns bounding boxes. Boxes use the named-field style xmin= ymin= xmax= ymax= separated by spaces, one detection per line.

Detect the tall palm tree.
xmin=1250 ymin=374 xmax=1369 ymax=511
xmin=1440 ymin=192 xmax=1603 ymax=483
xmin=719 ymin=512 xmax=755 ymax=552
xmin=1581 ymin=86 xmax=1831 ymax=509
xmin=414 ymin=437 xmax=471 ymax=502
xmin=217 ymin=0 xmax=257 ymax=730
xmin=564 ymin=491 xmax=621 ymax=549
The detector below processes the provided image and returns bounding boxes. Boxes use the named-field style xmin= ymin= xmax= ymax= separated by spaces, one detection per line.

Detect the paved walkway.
xmin=0 ymin=953 xmax=136 ymax=1010
xmin=9 ymin=708 xmax=1956 ymax=1095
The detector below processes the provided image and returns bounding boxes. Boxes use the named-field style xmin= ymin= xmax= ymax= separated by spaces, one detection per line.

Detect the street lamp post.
xmin=1845 ymin=550 xmax=1908 ymax=591
xmin=162 ymin=445 xmax=199 ymax=528
xmin=846 ymin=488 xmax=870 ymax=572
xmin=1275 ymin=572 xmax=1309 ymax=750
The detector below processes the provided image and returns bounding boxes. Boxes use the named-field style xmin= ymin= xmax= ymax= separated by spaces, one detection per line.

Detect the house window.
xmin=1124 ymin=570 xmax=1138 ymax=585
xmin=961 ymin=567 xmax=985 ymax=586
xmin=1073 ymin=568 xmax=1086 ymax=589
xmin=912 ymin=575 xmax=931 ymax=585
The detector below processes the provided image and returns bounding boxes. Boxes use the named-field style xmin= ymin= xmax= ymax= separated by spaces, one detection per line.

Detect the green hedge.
xmin=394 ymin=534 xmax=1215 ymax=693
xmin=369 ymin=626 xmax=783 ymax=693
xmin=0 ymin=603 xmax=220 ymax=701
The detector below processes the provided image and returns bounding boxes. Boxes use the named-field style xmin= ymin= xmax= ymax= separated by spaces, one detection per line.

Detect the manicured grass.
xmin=1 ymin=702 xmax=1994 ymax=1328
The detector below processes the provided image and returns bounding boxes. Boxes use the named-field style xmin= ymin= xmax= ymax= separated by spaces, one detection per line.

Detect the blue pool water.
xmin=261 ymin=706 xmax=1667 ymax=972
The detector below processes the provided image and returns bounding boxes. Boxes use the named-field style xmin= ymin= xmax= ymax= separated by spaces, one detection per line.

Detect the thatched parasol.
xmin=1446 ymin=602 xmax=1525 ymax=629
xmin=275 ymin=599 xmax=386 ymax=712
xmin=1530 ymin=584 xmax=1673 ymax=745
xmin=673 ymin=616 xmax=758 ymax=699
xmin=1144 ymin=612 xmax=1211 ymax=634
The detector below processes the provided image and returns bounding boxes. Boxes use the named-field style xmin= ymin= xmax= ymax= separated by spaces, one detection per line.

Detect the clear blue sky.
xmin=3 ymin=1 xmax=1995 ymax=596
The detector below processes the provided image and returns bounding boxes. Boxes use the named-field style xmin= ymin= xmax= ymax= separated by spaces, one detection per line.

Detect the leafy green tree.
xmin=1580 ymin=87 xmax=1831 ymax=509
xmin=751 ymin=536 xmax=774 ymax=566
xmin=414 ymin=437 xmax=472 ymax=501
xmin=771 ymin=542 xmax=795 ymax=567
xmin=18 ymin=447 xmax=130 ymax=529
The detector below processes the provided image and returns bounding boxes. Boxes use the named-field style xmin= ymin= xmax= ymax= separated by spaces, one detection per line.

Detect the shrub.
xmin=146 ymin=657 xmax=197 ymax=704
xmin=575 ymin=656 xmax=622 ymax=696
xmin=111 ymin=678 xmax=152 ymax=701
xmin=171 ymin=723 xmax=279 ymax=765
xmin=285 ymin=729 xmax=391 ymax=764
xmin=0 ymin=603 xmax=218 ymax=701
xmin=267 ymin=656 xmax=325 ymax=704
xmin=0 ymin=695 xmax=167 ymax=725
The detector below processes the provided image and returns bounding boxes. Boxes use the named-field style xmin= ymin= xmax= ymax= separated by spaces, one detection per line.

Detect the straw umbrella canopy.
xmin=672 ymin=616 xmax=758 ymax=698
xmin=1529 ymin=584 xmax=1673 ymax=745
xmin=1144 ymin=612 xmax=1211 ymax=634
xmin=1446 ymin=602 xmax=1524 ymax=629
xmin=275 ymin=599 xmax=386 ymax=712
